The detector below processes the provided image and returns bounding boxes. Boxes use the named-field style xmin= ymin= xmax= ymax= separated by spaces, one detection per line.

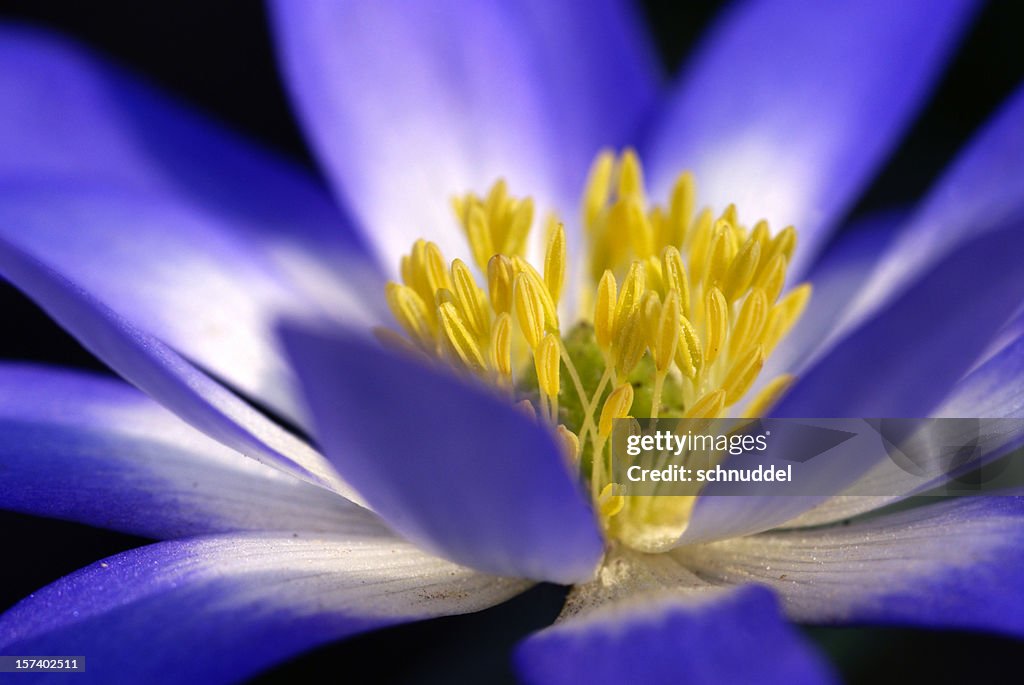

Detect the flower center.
xmin=383 ymin=149 xmax=811 ymax=551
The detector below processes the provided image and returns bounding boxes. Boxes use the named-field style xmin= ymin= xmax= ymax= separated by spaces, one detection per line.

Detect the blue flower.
xmin=1 ymin=1 xmax=1023 ymax=683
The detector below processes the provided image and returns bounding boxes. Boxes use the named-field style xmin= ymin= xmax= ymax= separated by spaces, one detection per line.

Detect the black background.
xmin=0 ymin=1 xmax=1023 ymax=682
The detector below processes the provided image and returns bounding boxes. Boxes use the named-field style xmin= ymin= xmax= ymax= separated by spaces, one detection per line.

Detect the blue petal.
xmin=0 ymin=363 xmax=359 ymax=538
xmin=280 ymin=325 xmax=604 ymax=584
xmin=0 ymin=531 xmax=529 ymax=684
xmin=775 ymin=220 xmax=1024 ymax=417
xmin=677 ymin=497 xmax=1024 ymax=637
xmin=848 ymin=83 xmax=1024 ymax=327
xmin=0 ymin=25 xmax=360 ymax=251
xmin=0 ymin=26 xmax=378 ymax=423
xmin=270 ymin=0 xmax=660 ymax=270
xmin=941 ymin=325 xmax=1024 ymax=419
xmin=516 ymin=585 xmax=836 ymax=685
xmin=0 ymin=181 xmax=370 ymax=427
xmin=0 ymin=238 xmax=354 ymax=497
xmin=645 ymin=0 xmax=976 ymax=275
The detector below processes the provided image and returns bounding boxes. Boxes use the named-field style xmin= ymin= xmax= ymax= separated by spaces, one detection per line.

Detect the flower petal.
xmin=674 ymin=497 xmax=1024 ymax=637
xmin=270 ymin=0 xmax=660 ymax=270
xmin=0 ymin=24 xmax=360 ymax=252
xmin=847 ymin=83 xmax=1024 ymax=329
xmin=645 ymin=0 xmax=976 ymax=275
xmin=0 ymin=181 xmax=357 ymax=427
xmin=516 ymin=585 xmax=836 ymax=685
xmin=0 ymin=531 xmax=529 ymax=684
xmin=0 ymin=238 xmax=355 ymax=498
xmin=280 ymin=325 xmax=604 ymax=584
xmin=0 ymin=363 xmax=359 ymax=538
xmin=774 ymin=221 xmax=1024 ymax=417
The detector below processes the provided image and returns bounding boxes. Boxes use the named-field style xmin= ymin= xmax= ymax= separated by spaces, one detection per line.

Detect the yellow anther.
xmin=720 ymin=203 xmax=738 ymax=228
xmin=513 ymin=272 xmax=546 ymax=350
xmin=490 ymin=312 xmax=513 ymax=381
xmin=598 ymin=483 xmax=625 ymax=519
xmin=544 ymin=222 xmax=566 ymax=305
xmin=661 ymin=246 xmax=690 ymax=315
xmin=770 ymin=226 xmax=798 ymax=262
xmin=385 ymin=282 xmax=434 ymax=349
xmin=665 ymin=171 xmax=695 ymax=249
xmin=613 ymin=261 xmax=645 ymax=337
xmin=583 ymin=149 xmax=616 ymax=230
xmin=536 ymin=333 xmax=561 ymax=400
xmin=763 ymin=283 xmax=812 ymax=352
xmin=617 ymin=148 xmax=645 ymax=205
xmin=595 ymin=269 xmax=618 ymax=353
xmin=623 ymin=198 xmax=655 ymax=258
xmin=485 ymin=178 xmax=509 ymax=217
xmin=612 ymin=311 xmax=647 ymax=379
xmin=487 ymin=254 xmax=515 ymax=314
xmin=502 ymin=197 xmax=534 ymax=256
xmin=705 ymin=221 xmax=737 ymax=290
xmin=654 ymin=290 xmax=681 ymax=373
xmin=750 ymin=220 xmax=770 ymax=250
xmin=742 ymin=374 xmax=795 ymax=418
xmin=723 ymin=236 xmax=762 ymax=301
xmin=599 ymin=383 xmax=635 ymax=438
xmin=728 ymin=289 xmax=769 ymax=358
xmin=703 ymin=287 xmax=729 ymax=365
xmin=556 ymin=425 xmax=581 ymax=464
xmin=514 ymin=258 xmax=559 ymax=330
xmin=676 ymin=315 xmax=703 ymax=379
xmin=721 ymin=345 xmax=765 ymax=405
xmin=438 ymin=301 xmax=487 ymax=372
xmin=640 ymin=290 xmax=662 ymax=345
xmin=684 ymin=389 xmax=726 ymax=419
xmin=423 ymin=241 xmax=451 ymax=294
xmin=465 ymin=205 xmax=495 ymax=271
xmin=750 ymin=251 xmax=785 ymax=300
xmin=450 ymin=259 xmax=489 ymax=340
xmin=644 ymin=255 xmax=664 ymax=294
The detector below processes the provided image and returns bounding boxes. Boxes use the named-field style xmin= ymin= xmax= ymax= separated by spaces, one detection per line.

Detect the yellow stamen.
xmin=544 ymin=222 xmax=567 ymax=305
xmin=536 ymin=333 xmax=561 ymax=402
xmin=513 ymin=272 xmax=546 ymax=350
xmin=599 ymin=383 xmax=634 ymax=439
xmin=386 ymin=154 xmax=812 ymax=551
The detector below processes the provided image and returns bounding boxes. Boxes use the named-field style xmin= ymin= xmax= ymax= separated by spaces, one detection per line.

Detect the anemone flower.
xmin=1 ymin=1 xmax=1024 ymax=683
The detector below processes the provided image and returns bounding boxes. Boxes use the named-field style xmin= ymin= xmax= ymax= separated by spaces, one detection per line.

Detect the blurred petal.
xmin=280 ymin=326 xmax=604 ymax=584
xmin=0 ymin=26 xmax=382 ymax=423
xmin=271 ymin=0 xmax=659 ymax=270
xmin=517 ymin=585 xmax=835 ymax=685
xmin=0 ymin=363 xmax=359 ymax=538
xmin=0 ymin=531 xmax=528 ymax=684
xmin=775 ymin=221 xmax=1024 ymax=417
xmin=675 ymin=497 xmax=1024 ymax=637
xmin=646 ymin=0 xmax=976 ymax=275
xmin=0 ymin=239 xmax=355 ymax=498
xmin=0 ymin=181 xmax=368 ymax=426
xmin=0 ymin=24 xmax=362 ymax=254
xmin=847 ymin=83 xmax=1024 ymax=328
xmin=941 ymin=328 xmax=1024 ymax=419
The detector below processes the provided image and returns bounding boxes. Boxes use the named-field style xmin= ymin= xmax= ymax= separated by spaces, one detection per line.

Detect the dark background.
xmin=0 ymin=1 xmax=1022 ymax=682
